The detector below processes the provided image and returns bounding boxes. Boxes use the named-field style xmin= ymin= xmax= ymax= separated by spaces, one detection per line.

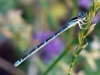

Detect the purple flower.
xmin=78 ymin=0 xmax=93 ymax=9
xmin=92 ymin=13 xmax=100 ymax=23
xmin=33 ymin=30 xmax=65 ymax=62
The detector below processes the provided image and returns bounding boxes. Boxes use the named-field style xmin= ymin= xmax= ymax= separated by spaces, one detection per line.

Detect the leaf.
xmin=84 ymin=23 xmax=96 ymax=37
xmin=94 ymin=0 xmax=100 ymax=11
xmin=76 ymin=42 xmax=88 ymax=55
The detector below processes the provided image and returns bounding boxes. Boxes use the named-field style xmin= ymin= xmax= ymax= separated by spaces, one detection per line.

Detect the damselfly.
xmin=14 ymin=12 xmax=87 ymax=67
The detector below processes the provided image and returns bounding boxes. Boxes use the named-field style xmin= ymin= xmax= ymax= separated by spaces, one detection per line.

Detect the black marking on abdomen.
xmin=28 ymin=47 xmax=38 ymax=55
xmin=37 ymin=42 xmax=45 ymax=48
xmin=45 ymin=36 xmax=53 ymax=42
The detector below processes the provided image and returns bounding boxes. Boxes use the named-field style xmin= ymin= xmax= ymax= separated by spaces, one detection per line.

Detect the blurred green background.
xmin=0 ymin=0 xmax=100 ymax=75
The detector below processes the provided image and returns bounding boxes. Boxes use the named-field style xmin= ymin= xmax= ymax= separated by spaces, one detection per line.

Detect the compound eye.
xmin=78 ymin=12 xmax=85 ymax=18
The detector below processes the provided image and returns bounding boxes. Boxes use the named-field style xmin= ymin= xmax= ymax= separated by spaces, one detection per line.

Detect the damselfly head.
xmin=78 ymin=12 xmax=85 ymax=18
xmin=78 ymin=12 xmax=88 ymax=24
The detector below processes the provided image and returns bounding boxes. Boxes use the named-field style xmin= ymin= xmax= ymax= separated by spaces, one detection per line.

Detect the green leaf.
xmin=94 ymin=0 xmax=100 ymax=11
xmin=84 ymin=23 xmax=96 ymax=37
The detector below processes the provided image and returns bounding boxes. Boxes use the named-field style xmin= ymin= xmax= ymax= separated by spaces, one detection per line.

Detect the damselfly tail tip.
xmin=14 ymin=61 xmax=19 ymax=67
xmin=14 ymin=59 xmax=23 ymax=67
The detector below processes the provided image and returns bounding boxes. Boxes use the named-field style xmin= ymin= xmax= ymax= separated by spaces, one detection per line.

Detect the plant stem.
xmin=43 ymin=1 xmax=78 ymax=75
xmin=43 ymin=48 xmax=68 ymax=75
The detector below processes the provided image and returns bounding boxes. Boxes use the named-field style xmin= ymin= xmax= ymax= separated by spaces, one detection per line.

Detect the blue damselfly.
xmin=14 ymin=12 xmax=87 ymax=67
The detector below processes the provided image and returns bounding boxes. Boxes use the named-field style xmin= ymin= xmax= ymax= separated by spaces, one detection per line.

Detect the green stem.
xmin=66 ymin=0 xmax=78 ymax=45
xmin=43 ymin=49 xmax=68 ymax=75
xmin=43 ymin=1 xmax=78 ymax=75
xmin=67 ymin=0 xmax=100 ymax=75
